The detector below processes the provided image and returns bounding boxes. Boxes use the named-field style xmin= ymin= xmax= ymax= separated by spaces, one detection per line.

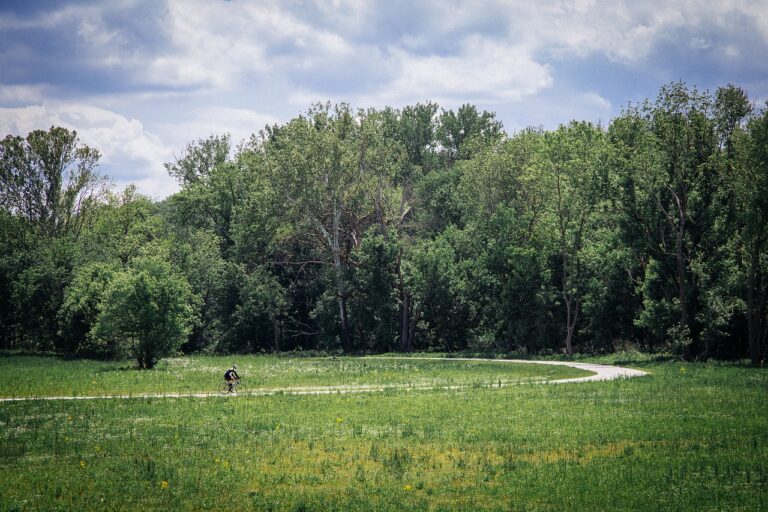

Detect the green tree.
xmin=0 ymin=211 xmax=31 ymax=347
xmin=437 ymin=104 xmax=504 ymax=164
xmin=733 ymin=103 xmax=768 ymax=365
xmin=407 ymin=227 xmax=476 ymax=352
xmin=164 ymin=134 xmax=248 ymax=254
xmin=0 ymin=127 xmax=106 ymax=238
xmin=227 ymin=267 xmax=288 ymax=353
xmin=381 ymin=102 xmax=440 ymax=174
xmin=12 ymin=237 xmax=79 ymax=351
xmin=57 ymin=261 xmax=119 ymax=356
xmin=165 ymin=134 xmax=231 ymax=187
xmin=458 ymin=129 xmax=555 ymax=352
xmin=545 ymin=122 xmax=609 ymax=354
xmin=258 ymin=104 xmax=405 ymax=352
xmin=350 ymin=229 xmax=399 ymax=352
xmin=172 ymin=229 xmax=238 ymax=353
xmin=93 ymin=256 xmax=199 ymax=369
xmin=610 ymin=83 xmax=720 ymax=357
xmin=79 ymin=186 xmax=162 ymax=266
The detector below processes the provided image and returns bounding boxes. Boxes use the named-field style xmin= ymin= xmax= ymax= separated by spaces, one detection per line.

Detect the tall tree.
xmin=459 ymin=129 xmax=554 ymax=352
xmin=734 ymin=103 xmax=768 ymax=365
xmin=259 ymin=104 xmax=404 ymax=352
xmin=545 ymin=121 xmax=609 ymax=355
xmin=164 ymin=134 xmax=246 ymax=254
xmin=611 ymin=83 xmax=719 ymax=357
xmin=0 ymin=127 xmax=105 ymax=239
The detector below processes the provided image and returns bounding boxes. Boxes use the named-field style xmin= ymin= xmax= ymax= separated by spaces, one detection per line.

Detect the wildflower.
xmin=161 ymin=480 xmax=169 ymax=490
xmin=67 ymin=416 xmax=73 ymax=422
xmin=223 ymin=460 xmax=230 ymax=469
xmin=80 ymin=460 xmax=86 ymax=468
xmin=403 ymin=484 xmax=413 ymax=491
xmin=336 ymin=417 xmax=344 ymax=424
xmin=679 ymin=367 xmax=687 ymax=374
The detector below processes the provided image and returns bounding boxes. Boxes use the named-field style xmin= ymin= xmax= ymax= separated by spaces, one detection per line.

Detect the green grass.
xmin=1 ymin=355 xmax=767 ymax=511
xmin=0 ymin=354 xmax=588 ymax=397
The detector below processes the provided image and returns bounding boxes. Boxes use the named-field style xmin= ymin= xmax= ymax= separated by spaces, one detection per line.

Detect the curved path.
xmin=0 ymin=358 xmax=647 ymax=402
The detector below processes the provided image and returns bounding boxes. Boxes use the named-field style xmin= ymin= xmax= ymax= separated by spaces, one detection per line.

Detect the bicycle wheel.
xmin=218 ymin=381 xmax=232 ymax=395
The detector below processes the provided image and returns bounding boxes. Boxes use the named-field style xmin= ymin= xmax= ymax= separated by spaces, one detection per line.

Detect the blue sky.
xmin=2 ymin=0 xmax=767 ymax=198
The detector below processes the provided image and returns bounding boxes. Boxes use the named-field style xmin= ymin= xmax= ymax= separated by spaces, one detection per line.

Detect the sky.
xmin=1 ymin=0 xmax=767 ymax=198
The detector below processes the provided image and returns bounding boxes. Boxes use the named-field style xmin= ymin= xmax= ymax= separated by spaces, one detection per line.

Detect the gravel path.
xmin=0 ymin=358 xmax=648 ymax=402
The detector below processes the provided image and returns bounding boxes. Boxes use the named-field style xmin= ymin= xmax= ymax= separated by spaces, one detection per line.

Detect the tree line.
xmin=1 ymin=82 xmax=766 ymax=367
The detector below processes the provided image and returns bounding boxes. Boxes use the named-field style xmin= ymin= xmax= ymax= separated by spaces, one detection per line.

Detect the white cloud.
xmin=154 ymin=106 xmax=280 ymax=151
xmin=291 ymin=36 xmax=553 ymax=110
xmin=401 ymin=0 xmax=767 ymax=66
xmin=281 ymin=0 xmax=767 ymax=109
xmin=0 ymin=103 xmax=177 ymax=198
xmin=139 ymin=0 xmax=357 ymax=89
xmin=0 ymin=85 xmax=49 ymax=104
xmin=581 ymin=92 xmax=612 ymax=111
xmin=724 ymin=45 xmax=741 ymax=57
xmin=395 ymin=37 xmax=552 ymax=102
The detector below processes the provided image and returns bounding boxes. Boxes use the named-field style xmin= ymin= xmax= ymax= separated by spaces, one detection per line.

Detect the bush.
xmin=93 ymin=256 xmax=199 ymax=368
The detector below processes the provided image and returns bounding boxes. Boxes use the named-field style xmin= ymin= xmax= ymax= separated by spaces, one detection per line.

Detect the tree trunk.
xmin=673 ymin=185 xmax=694 ymax=359
xmin=676 ymin=222 xmax=690 ymax=351
xmin=747 ymin=248 xmax=765 ymax=367
xmin=338 ymin=295 xmax=352 ymax=353
xmin=325 ymin=201 xmax=353 ymax=353
xmin=563 ymin=296 xmax=578 ymax=355
xmin=273 ymin=318 xmax=281 ymax=352
xmin=400 ymin=289 xmax=412 ymax=352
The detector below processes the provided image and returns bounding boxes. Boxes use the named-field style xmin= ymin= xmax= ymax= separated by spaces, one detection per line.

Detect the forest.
xmin=1 ymin=82 xmax=766 ymax=367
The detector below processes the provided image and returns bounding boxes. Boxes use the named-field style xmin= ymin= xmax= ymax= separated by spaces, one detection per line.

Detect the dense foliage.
xmin=1 ymin=83 xmax=766 ymax=365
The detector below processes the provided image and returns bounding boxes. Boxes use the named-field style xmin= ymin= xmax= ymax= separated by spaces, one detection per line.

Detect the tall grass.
xmin=0 ymin=356 xmax=766 ymax=511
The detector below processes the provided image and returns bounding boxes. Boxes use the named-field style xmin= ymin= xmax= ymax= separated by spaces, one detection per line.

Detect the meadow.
xmin=0 ymin=354 xmax=587 ymax=398
xmin=1 ymin=353 xmax=767 ymax=511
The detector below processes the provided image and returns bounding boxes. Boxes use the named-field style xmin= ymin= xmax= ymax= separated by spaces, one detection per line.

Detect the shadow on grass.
xmin=0 ymin=349 xmax=59 ymax=358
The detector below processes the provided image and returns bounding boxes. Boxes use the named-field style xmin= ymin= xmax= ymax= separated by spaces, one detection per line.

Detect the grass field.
xmin=0 ymin=354 xmax=588 ymax=398
xmin=1 ymin=353 xmax=767 ymax=511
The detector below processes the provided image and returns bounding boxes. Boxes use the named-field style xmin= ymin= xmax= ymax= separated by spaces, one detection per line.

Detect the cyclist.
xmin=224 ymin=364 xmax=240 ymax=393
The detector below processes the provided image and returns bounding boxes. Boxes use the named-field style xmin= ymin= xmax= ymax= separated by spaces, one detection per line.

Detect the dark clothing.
xmin=224 ymin=369 xmax=239 ymax=381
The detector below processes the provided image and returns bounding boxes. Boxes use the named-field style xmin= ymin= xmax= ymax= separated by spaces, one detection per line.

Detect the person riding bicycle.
xmin=224 ymin=364 xmax=240 ymax=393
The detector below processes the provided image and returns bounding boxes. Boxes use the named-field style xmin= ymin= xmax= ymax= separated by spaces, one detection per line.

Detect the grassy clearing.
xmin=0 ymin=355 xmax=766 ymax=511
xmin=0 ymin=354 xmax=587 ymax=398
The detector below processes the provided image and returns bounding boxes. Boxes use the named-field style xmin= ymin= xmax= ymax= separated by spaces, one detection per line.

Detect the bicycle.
xmin=219 ymin=378 xmax=243 ymax=395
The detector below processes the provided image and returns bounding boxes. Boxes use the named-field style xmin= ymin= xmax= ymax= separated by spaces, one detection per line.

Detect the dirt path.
xmin=0 ymin=358 xmax=648 ymax=402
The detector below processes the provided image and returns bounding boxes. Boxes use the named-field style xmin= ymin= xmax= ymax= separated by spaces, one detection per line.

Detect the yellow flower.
xmin=336 ymin=417 xmax=343 ymax=424
xmin=67 ymin=416 xmax=73 ymax=422
xmin=403 ymin=484 xmax=413 ymax=491
xmin=161 ymin=480 xmax=169 ymax=490
xmin=80 ymin=460 xmax=86 ymax=468
xmin=223 ymin=460 xmax=230 ymax=469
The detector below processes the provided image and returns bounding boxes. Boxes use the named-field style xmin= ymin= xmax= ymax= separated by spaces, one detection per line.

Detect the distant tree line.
xmin=1 ymin=82 xmax=766 ymax=367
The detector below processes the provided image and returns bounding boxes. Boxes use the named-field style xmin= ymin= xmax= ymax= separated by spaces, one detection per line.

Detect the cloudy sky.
xmin=2 ymin=0 xmax=767 ymax=198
